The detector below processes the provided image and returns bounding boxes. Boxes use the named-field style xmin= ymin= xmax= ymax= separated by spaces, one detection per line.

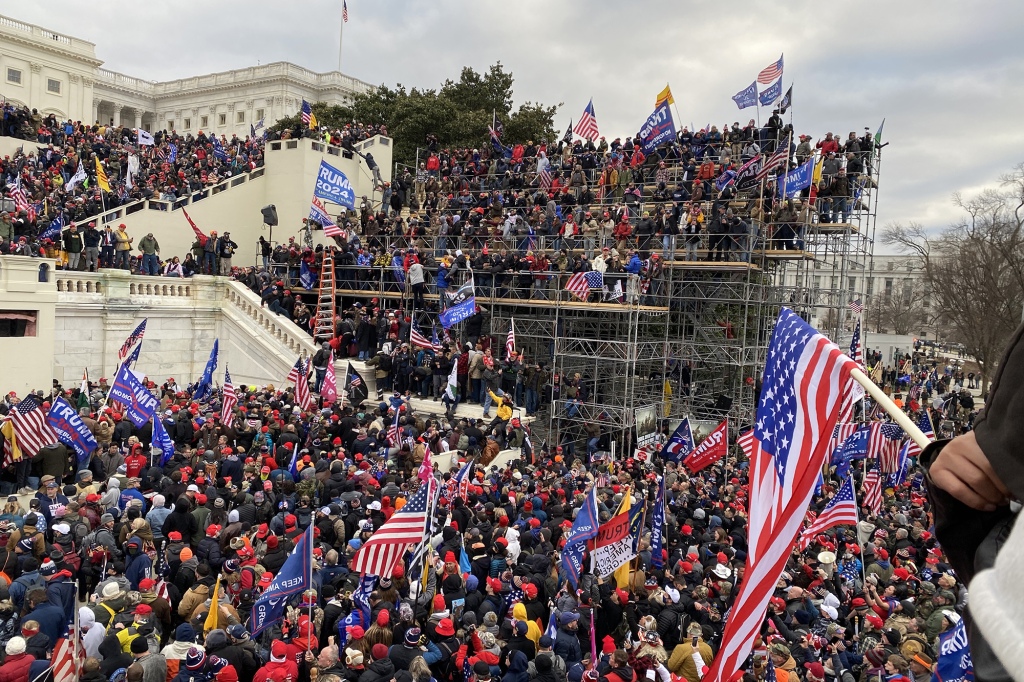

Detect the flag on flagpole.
xmin=249 ymin=525 xmax=314 ymax=635
xmin=345 ymin=362 xmax=369 ymax=406
xmin=904 ymin=410 xmax=935 ymax=458
xmin=562 ymin=120 xmax=573 ymax=145
xmin=612 ymin=489 xmax=633 ymax=588
xmin=221 ymin=366 xmax=237 ymax=424
xmin=650 ymin=475 xmax=666 ymax=568
xmin=387 ymin=408 xmax=401 ymax=447
xmin=78 ymin=369 xmax=90 ymax=410
xmin=444 ymin=361 xmax=459 ymax=402
xmin=875 ymin=118 xmax=885 ymax=146
xmin=294 ymin=358 xmax=314 ymax=411
xmin=778 ymin=85 xmax=793 ymax=114
xmin=66 ymin=161 xmax=87 ymax=192
xmin=137 ymin=129 xmax=155 ymax=146
xmin=192 ymin=339 xmax=219 ymax=402
xmin=309 ymin=196 xmax=342 ymax=237
xmin=95 ymin=157 xmax=110 ymax=192
xmin=659 ymin=417 xmax=694 ymax=463
xmin=862 ymin=461 xmax=883 ymax=515
xmin=182 ymin=209 xmax=208 ymax=246
xmin=576 ymin=99 xmax=599 ymax=141
xmin=754 ymin=139 xmax=792 ymax=181
xmin=322 ymin=352 xmax=338 ymax=403
xmin=757 ymin=54 xmax=784 ymax=84
xmin=565 ymin=270 xmax=603 ymax=301
xmin=350 ymin=478 xmax=437 ymax=577
xmin=301 ymin=100 xmax=313 ymax=127
xmin=655 ymin=84 xmax=675 ymax=108
xmin=51 ymin=628 xmax=84 ymax=682
xmin=849 ymin=299 xmax=863 ymax=314
xmin=11 ymin=394 xmax=58 ymax=456
xmin=849 ymin=316 xmax=864 ymax=366
xmin=118 ymin=319 xmax=147 ymax=362
xmin=798 ymin=476 xmax=859 ymax=550
xmin=204 ymin=573 xmax=222 ymax=634
xmin=342 ymin=0 xmax=349 ymax=22
xmin=704 ymin=308 xmax=857 ymax=682
xmin=561 ymin=485 xmax=599 ymax=587
xmin=505 ymin=318 xmax=516 ymax=358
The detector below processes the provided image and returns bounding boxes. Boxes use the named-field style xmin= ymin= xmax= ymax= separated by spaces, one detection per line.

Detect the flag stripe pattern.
xmin=301 ymin=100 xmax=312 ymax=126
xmin=342 ymin=0 xmax=348 ymax=22
xmin=12 ymin=394 xmax=57 ymax=456
xmin=221 ymin=367 xmax=237 ymax=425
xmin=576 ymin=99 xmax=599 ymax=141
xmin=387 ymin=408 xmax=401 ymax=446
xmin=707 ymin=308 xmax=856 ymax=682
xmin=849 ymin=299 xmax=863 ymax=314
xmin=505 ymin=319 xmax=515 ymax=358
xmin=350 ymin=478 xmax=436 ymax=577
xmin=118 ymin=320 xmax=147 ymax=362
xmin=862 ymin=463 xmax=883 ymax=515
xmin=565 ymin=270 xmax=603 ymax=301
xmin=757 ymin=54 xmax=784 ymax=84
xmin=904 ymin=410 xmax=935 ymax=458
xmin=799 ymin=476 xmax=859 ymax=549
xmin=410 ymin=326 xmax=441 ymax=352
xmin=869 ymin=422 xmax=905 ymax=472
xmin=52 ymin=626 xmax=84 ymax=682
xmin=294 ymin=358 xmax=314 ymax=411
xmin=755 ymin=140 xmax=791 ymax=181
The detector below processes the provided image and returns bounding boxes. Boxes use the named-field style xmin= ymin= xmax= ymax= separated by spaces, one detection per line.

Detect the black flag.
xmin=562 ymin=120 xmax=573 ymax=145
xmin=346 ymin=361 xmax=369 ymax=406
xmin=778 ymin=85 xmax=792 ymax=115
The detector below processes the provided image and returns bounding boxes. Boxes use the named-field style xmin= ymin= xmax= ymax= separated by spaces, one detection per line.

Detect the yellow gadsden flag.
xmin=613 ymin=487 xmax=632 ymax=588
xmin=655 ymin=84 xmax=675 ymax=108
xmin=95 ymin=157 xmax=110 ymax=193
xmin=203 ymin=575 xmax=221 ymax=634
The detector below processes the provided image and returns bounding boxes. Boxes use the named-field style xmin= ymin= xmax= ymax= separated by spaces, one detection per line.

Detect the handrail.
xmin=223 ymin=281 xmax=317 ymax=358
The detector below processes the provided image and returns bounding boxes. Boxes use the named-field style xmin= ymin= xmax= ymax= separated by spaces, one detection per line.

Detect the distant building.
xmin=0 ymin=12 xmax=371 ymax=137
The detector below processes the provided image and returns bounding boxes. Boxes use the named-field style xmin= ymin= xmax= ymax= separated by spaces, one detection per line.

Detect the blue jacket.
xmin=124 ymin=550 xmax=152 ymax=591
xmin=45 ymin=576 xmax=77 ymax=632
xmin=625 ymin=254 xmax=643 ymax=274
xmin=21 ymin=602 xmax=65 ymax=644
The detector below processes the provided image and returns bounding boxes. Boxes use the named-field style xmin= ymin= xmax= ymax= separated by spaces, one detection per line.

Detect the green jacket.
xmin=139 ymin=235 xmax=160 ymax=255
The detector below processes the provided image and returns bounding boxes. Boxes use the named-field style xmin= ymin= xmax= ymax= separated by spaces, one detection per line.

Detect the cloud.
xmin=12 ymin=0 xmax=1023 ymax=238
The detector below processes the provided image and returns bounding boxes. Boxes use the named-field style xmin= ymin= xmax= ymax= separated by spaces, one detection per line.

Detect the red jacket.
xmin=0 ymin=653 xmax=34 ymax=682
xmin=253 ymin=659 xmax=299 ymax=682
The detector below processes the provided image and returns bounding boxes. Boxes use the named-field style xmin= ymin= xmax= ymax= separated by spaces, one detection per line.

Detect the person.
xmin=217 ymin=232 xmax=238 ymax=275
xmin=63 ymin=223 xmax=84 ymax=271
xmin=114 ymin=223 xmax=133 ymax=270
xmin=0 ymin=637 xmax=33 ymax=682
xmin=138 ymin=233 xmax=161 ymax=276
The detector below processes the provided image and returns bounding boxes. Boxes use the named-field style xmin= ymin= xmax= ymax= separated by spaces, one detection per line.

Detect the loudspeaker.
xmin=261 ymin=205 xmax=278 ymax=227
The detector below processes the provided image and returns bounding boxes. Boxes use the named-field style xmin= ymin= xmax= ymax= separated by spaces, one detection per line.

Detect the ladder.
xmin=313 ymin=249 xmax=336 ymax=342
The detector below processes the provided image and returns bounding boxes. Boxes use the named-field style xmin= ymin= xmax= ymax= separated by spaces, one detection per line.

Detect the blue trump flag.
xmin=391 ymin=255 xmax=406 ymax=292
xmin=561 ymin=485 xmax=600 ymax=588
xmin=732 ymin=81 xmax=758 ymax=109
xmin=46 ymin=396 xmax=98 ymax=465
xmin=40 ymin=213 xmax=62 ymax=242
xmin=314 ymin=160 xmax=356 ymax=210
xmin=192 ymin=338 xmax=219 ymax=402
xmin=153 ymin=416 xmax=176 ymax=466
xmin=659 ymin=417 xmax=694 ymax=463
xmin=339 ymin=574 xmax=376 ymax=646
xmin=439 ymin=279 xmax=477 ymax=329
xmin=650 ymin=475 xmax=666 ymax=569
xmin=250 ymin=524 xmax=313 ymax=636
xmin=109 ymin=364 xmax=160 ymax=428
xmin=933 ymin=615 xmax=973 ymax=682
xmin=831 ymin=425 xmax=871 ymax=478
xmin=168 ymin=143 xmax=178 ymax=163
xmin=779 ymin=155 xmax=815 ymax=198
xmin=639 ymin=102 xmax=676 ymax=154
xmin=300 ymin=260 xmax=316 ymax=291
xmin=759 ymin=77 xmax=783 ymax=107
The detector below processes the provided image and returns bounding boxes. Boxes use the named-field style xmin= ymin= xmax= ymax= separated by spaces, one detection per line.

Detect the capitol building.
xmin=0 ymin=12 xmax=372 ymax=136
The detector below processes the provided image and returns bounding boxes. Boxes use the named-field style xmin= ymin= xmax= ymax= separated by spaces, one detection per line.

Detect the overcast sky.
xmin=12 ymin=1 xmax=1023 ymax=238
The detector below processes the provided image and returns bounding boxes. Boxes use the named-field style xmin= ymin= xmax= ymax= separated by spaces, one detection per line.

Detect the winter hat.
xmin=376 ymin=610 xmax=390 ymax=626
xmin=228 ymin=510 xmax=239 ymax=523
xmin=404 ymin=627 xmax=422 ymax=646
xmin=270 ymin=640 xmax=288 ymax=662
xmin=514 ymin=621 xmax=528 ymax=636
xmin=433 ymin=594 xmax=447 ymax=611
xmin=345 ymin=648 xmax=364 ymax=666
xmin=372 ymin=643 xmax=388 ymax=660
xmin=180 ymin=547 xmax=194 ymax=561
xmin=602 ymin=635 xmax=616 ymax=654
xmin=131 ymin=636 xmax=150 ymax=654
xmin=5 ymin=637 xmax=25 ymax=656
xmin=865 ymin=648 xmax=887 ymax=667
xmin=186 ymin=647 xmax=208 ymax=670
xmin=217 ymin=665 xmax=239 ymax=682
xmin=175 ymin=623 xmax=197 ymax=643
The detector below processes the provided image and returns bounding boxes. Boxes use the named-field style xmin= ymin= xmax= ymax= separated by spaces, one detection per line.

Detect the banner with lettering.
xmin=683 ymin=418 xmax=729 ymax=472
xmin=314 ymin=160 xmax=356 ymax=209
xmin=109 ymin=364 xmax=160 ymax=428
xmin=589 ymin=511 xmax=635 ymax=578
xmin=932 ymin=615 xmax=973 ymax=682
xmin=46 ymin=396 xmax=98 ymax=465
xmin=639 ymin=102 xmax=677 ymax=154
xmin=249 ymin=524 xmax=313 ymax=636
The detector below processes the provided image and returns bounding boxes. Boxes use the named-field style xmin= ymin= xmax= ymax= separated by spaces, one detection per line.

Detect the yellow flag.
xmin=204 ymin=575 xmax=221 ymax=633
xmin=0 ymin=420 xmax=21 ymax=461
xmin=309 ymin=112 xmax=318 ymax=129
xmin=95 ymin=157 xmax=110 ymax=193
xmin=613 ymin=487 xmax=632 ymax=588
xmin=663 ymin=379 xmax=673 ymax=418
xmin=812 ymin=155 xmax=824 ymax=185
xmin=655 ymin=84 xmax=675 ymax=108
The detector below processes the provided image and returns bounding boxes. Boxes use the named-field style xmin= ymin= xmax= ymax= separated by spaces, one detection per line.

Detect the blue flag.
xmin=779 ymin=155 xmax=815 ymax=198
xmin=831 ymin=425 xmax=871 ymax=478
xmin=123 ymin=342 xmax=142 ymax=369
xmin=439 ymin=280 xmax=477 ymax=329
xmin=211 ymin=136 xmax=228 ymax=161
xmin=250 ymin=524 xmax=313 ymax=636
xmin=154 ymin=416 xmax=176 ymax=466
xmin=732 ymin=81 xmax=758 ymax=109
xmin=629 ymin=497 xmax=646 ymax=554
xmin=561 ymin=486 xmax=600 ymax=588
xmin=490 ymin=132 xmax=513 ymax=159
xmin=168 ymin=143 xmax=178 ymax=163
xmin=109 ymin=364 xmax=160 ymax=428
xmin=40 ymin=213 xmax=62 ymax=242
xmin=300 ymin=260 xmax=316 ymax=291
xmin=459 ymin=546 xmax=472 ymax=575
xmin=545 ymin=611 xmax=558 ymax=641
xmin=288 ymin=444 xmax=299 ymax=479
xmin=391 ymin=255 xmax=406 ymax=292
xmin=314 ymin=159 xmax=356 ymax=209
xmin=192 ymin=338 xmax=219 ymax=402
xmin=650 ymin=476 xmax=666 ymax=569
xmin=639 ymin=102 xmax=677 ymax=154
xmin=932 ymin=616 xmax=973 ymax=682
xmin=46 ymin=396 xmax=98 ymax=466
xmin=759 ymin=77 xmax=783 ymax=107
xmin=660 ymin=417 xmax=694 ymax=463
xmin=715 ymin=170 xmax=737 ymax=192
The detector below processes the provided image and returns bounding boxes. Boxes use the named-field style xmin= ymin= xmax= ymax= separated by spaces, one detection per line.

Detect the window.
xmin=218 ymin=113 xmax=226 ymax=126
xmin=0 ymin=311 xmax=38 ymax=337
xmin=236 ymin=111 xmax=245 ymax=123
xmin=6 ymin=68 xmax=21 ymax=85
xmin=167 ymin=120 xmax=174 ymax=130
xmin=886 ymin=261 xmax=894 ymax=272
xmin=184 ymin=118 xmax=191 ymax=130
xmin=200 ymin=115 xmax=208 ymax=128
xmin=46 ymin=78 xmax=61 ymax=94
xmin=848 ymin=277 xmax=857 ymax=292
xmin=866 ymin=277 xmax=874 ymax=296
xmin=813 ymin=276 xmax=821 ymax=289
xmin=902 ymin=280 xmax=913 ymax=300
xmin=255 ymin=108 xmax=265 ymax=121
xmin=884 ymin=278 xmax=894 ymax=300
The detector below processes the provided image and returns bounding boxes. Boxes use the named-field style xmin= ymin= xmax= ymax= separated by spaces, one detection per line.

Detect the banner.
xmin=779 ymin=155 xmax=815 ymax=198
xmin=250 ymin=524 xmax=312 ymax=636
xmin=635 ymin=405 xmax=659 ymax=448
xmin=322 ymin=352 xmax=338 ymax=404
xmin=109 ymin=364 xmax=160 ymax=428
xmin=590 ymin=511 xmax=635 ymax=579
xmin=683 ymin=418 xmax=729 ymax=472
xmin=561 ymin=487 xmax=600 ymax=588
xmin=314 ymin=160 xmax=356 ymax=209
xmin=300 ymin=261 xmax=316 ymax=291
xmin=660 ymin=417 xmax=694 ymax=463
xmin=153 ymin=416 xmax=176 ymax=466
xmin=759 ymin=78 xmax=783 ymax=107
xmin=46 ymin=397 xmax=98 ymax=465
xmin=831 ymin=425 xmax=871 ymax=477
xmin=932 ymin=616 xmax=973 ymax=682
xmin=192 ymin=339 xmax=219 ymax=402
xmin=137 ymin=129 xmax=155 ymax=146
xmin=650 ymin=476 xmax=666 ymax=569
xmin=732 ymin=82 xmax=758 ymax=109
xmin=439 ymin=280 xmax=477 ymax=329
xmin=639 ymin=102 xmax=676 ymax=154
xmin=734 ymin=156 xmax=762 ymax=191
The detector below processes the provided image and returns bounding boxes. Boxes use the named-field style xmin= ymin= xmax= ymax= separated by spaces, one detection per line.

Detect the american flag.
xmin=908 ymin=383 xmax=922 ymax=402
xmin=539 ymin=168 xmax=552 ymax=190
xmin=154 ymin=578 xmax=170 ymax=602
xmin=861 ymin=462 xmax=883 ymax=515
xmin=221 ymin=366 xmax=237 ymax=425
xmin=903 ymin=410 xmax=934 ymax=459
xmin=849 ymin=317 xmax=863 ymax=367
xmin=410 ymin=325 xmax=441 ymax=352
xmin=506 ymin=318 xmax=516 ymax=358
xmin=51 ymin=627 xmax=84 ymax=682
xmin=754 ymin=139 xmax=791 ymax=181
xmin=576 ymin=99 xmax=599 ymax=141
xmin=705 ymin=308 xmax=856 ymax=682
xmin=342 ymin=0 xmax=348 ymax=22
xmin=286 ymin=356 xmax=304 ymax=386
xmin=387 ymin=408 xmax=401 ymax=446
xmin=301 ymin=100 xmax=312 ymax=126
xmin=504 ymin=577 xmax=525 ymax=614
xmin=294 ymin=358 xmax=314 ymax=411
xmin=349 ymin=477 xmax=437 ymax=577
xmin=868 ymin=422 xmax=905 ymax=473
xmin=849 ymin=299 xmax=863 ymax=314
xmin=7 ymin=178 xmax=30 ymax=214
xmin=757 ymin=54 xmax=784 ymax=84
xmin=118 ymin=319 xmax=147 ymax=362
xmin=445 ymin=458 xmax=474 ymax=502
xmin=798 ymin=476 xmax=859 ymax=550
xmin=565 ymin=270 xmax=603 ymax=301
xmin=11 ymin=394 xmax=57 ymax=457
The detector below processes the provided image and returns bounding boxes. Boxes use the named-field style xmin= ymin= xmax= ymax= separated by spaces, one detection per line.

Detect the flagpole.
xmin=849 ymin=368 xmax=928 ymax=447
xmin=337 ymin=2 xmax=345 ymax=73
xmin=849 ymin=473 xmax=869 ymax=585
xmin=307 ymin=525 xmax=314 ymax=652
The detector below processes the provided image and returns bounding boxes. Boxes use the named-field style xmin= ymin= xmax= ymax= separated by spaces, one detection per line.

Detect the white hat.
xmin=187 ymin=484 xmax=200 ymax=493
xmin=367 ymin=501 xmax=381 ymax=511
xmin=664 ymin=586 xmax=680 ymax=604
xmin=820 ymin=605 xmax=838 ymax=620
xmin=101 ymin=582 xmax=122 ymax=599
xmin=228 ymin=510 xmax=239 ymax=523
xmin=52 ymin=523 xmax=71 ymax=535
xmin=712 ymin=564 xmax=732 ymax=580
xmin=5 ymin=637 xmax=25 ymax=656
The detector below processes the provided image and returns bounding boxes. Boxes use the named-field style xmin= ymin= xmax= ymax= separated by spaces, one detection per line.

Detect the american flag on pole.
xmin=220 ymin=366 xmax=237 ymax=425
xmin=11 ymin=394 xmax=57 ymax=457
xmin=903 ymin=409 xmax=935 ymax=459
xmin=445 ymin=458 xmax=474 ymax=502
xmin=310 ymin=196 xmax=342 ymax=237
xmin=7 ymin=178 xmax=30 ymax=214
xmin=411 ymin=325 xmax=441 ymax=352
xmin=301 ymin=100 xmax=313 ymax=126
xmin=539 ymin=168 xmax=552 ymax=190
xmin=51 ymin=626 xmax=84 ymax=682
xmin=705 ymin=308 xmax=856 ymax=682
xmin=798 ymin=476 xmax=859 ymax=550
xmin=349 ymin=477 xmax=437 ymax=577
xmin=868 ymin=422 xmax=905 ymax=473
xmin=861 ymin=461 xmax=883 ymax=515
xmin=565 ymin=270 xmax=603 ymax=301
xmin=757 ymin=54 xmax=784 ymax=84
xmin=294 ymin=358 xmax=315 ymax=411
xmin=342 ymin=0 xmax=348 ymax=22
xmin=506 ymin=318 xmax=516 ymax=358
xmin=754 ymin=140 xmax=791 ymax=181
xmin=286 ymin=356 xmax=303 ymax=386
xmin=849 ymin=299 xmax=863 ymax=314
xmin=387 ymin=408 xmax=401 ymax=446
xmin=575 ymin=99 xmax=599 ymax=141
xmin=849 ymin=317 xmax=863 ymax=367
xmin=117 ymin=319 xmax=147 ymax=362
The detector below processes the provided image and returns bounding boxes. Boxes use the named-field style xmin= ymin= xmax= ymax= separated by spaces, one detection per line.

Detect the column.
xmin=29 ymin=63 xmax=42 ymax=108
xmin=134 ymin=110 xmax=142 ymax=130
xmin=112 ymin=104 xmax=123 ymax=127
xmin=92 ymin=98 xmax=100 ymax=125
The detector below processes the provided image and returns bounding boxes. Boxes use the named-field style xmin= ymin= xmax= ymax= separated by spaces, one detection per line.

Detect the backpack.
xmin=433 ymin=640 xmax=460 ymax=682
xmin=109 ymin=668 xmax=128 ymax=682
xmin=378 ymin=354 xmax=393 ymax=372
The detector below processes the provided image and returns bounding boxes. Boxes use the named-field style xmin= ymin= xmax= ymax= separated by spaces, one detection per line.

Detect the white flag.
xmin=444 ymin=362 xmax=459 ymax=402
xmin=67 ymin=161 xmax=87 ymax=192
xmin=137 ymin=129 xmax=155 ymax=146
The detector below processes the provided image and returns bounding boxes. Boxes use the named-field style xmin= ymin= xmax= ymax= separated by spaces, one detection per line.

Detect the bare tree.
xmin=883 ymin=163 xmax=1024 ymax=393
xmin=873 ymin=284 xmax=929 ymax=335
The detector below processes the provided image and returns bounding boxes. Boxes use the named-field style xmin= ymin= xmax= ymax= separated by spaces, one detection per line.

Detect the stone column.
xmin=134 ymin=110 xmax=142 ymax=130
xmin=112 ymin=104 xmax=123 ymax=127
xmin=92 ymin=98 xmax=100 ymax=125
